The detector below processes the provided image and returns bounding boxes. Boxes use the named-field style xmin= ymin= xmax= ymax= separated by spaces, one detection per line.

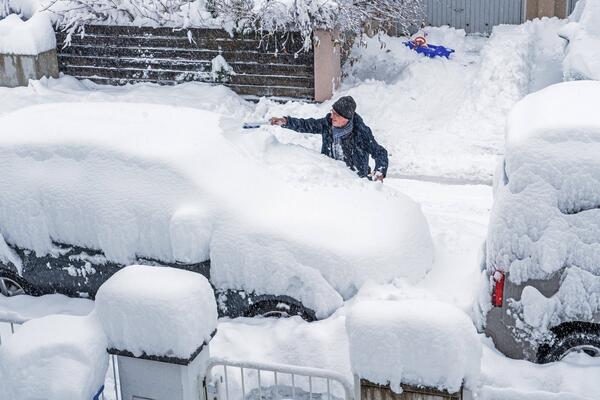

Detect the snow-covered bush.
xmin=1 ymin=0 xmax=9 ymax=18
xmin=347 ymin=299 xmax=481 ymax=393
xmin=40 ymin=0 xmax=423 ymax=48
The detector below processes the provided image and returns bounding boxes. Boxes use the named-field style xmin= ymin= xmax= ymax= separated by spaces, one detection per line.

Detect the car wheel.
xmin=245 ymin=300 xmax=316 ymax=322
xmin=537 ymin=322 xmax=600 ymax=363
xmin=0 ymin=268 xmax=34 ymax=297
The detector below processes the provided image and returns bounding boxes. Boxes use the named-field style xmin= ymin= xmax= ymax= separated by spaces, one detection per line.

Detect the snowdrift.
xmin=487 ymin=81 xmax=600 ymax=284
xmin=0 ymin=102 xmax=433 ymax=318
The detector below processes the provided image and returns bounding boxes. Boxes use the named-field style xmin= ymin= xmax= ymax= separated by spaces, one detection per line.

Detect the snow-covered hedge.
xmin=347 ymin=299 xmax=481 ymax=393
xmin=96 ymin=265 xmax=217 ymax=359
xmin=5 ymin=0 xmax=424 ymax=48
xmin=486 ymin=81 xmax=600 ymax=284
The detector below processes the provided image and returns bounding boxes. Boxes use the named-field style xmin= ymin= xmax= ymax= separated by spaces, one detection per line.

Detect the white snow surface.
xmin=0 ymin=101 xmax=433 ymax=318
xmin=95 ymin=265 xmax=217 ymax=358
xmin=346 ymin=299 xmax=481 ymax=393
xmin=487 ymin=81 xmax=600 ymax=283
xmin=0 ymin=313 xmax=107 ymax=400
xmin=560 ymin=0 xmax=600 ymax=80
xmin=0 ymin=13 xmax=56 ymax=55
xmin=0 ymin=292 xmax=93 ymax=322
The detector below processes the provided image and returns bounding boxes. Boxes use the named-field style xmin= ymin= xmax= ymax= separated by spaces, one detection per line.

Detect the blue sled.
xmin=404 ymin=41 xmax=455 ymax=59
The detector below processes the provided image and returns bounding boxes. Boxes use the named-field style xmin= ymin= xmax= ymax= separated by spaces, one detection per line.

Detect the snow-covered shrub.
xmin=1 ymin=0 xmax=9 ymax=18
xmin=43 ymin=0 xmax=424 ymax=49
xmin=211 ymin=54 xmax=235 ymax=82
xmin=207 ymin=0 xmax=425 ymax=48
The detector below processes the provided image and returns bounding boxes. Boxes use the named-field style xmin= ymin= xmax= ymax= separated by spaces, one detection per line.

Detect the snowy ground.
xmin=1 ymin=18 xmax=600 ymax=400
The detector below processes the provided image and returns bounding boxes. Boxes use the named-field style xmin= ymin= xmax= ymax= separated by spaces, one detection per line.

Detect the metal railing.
xmin=205 ymin=358 xmax=354 ymax=400
xmin=0 ymin=316 xmax=26 ymax=346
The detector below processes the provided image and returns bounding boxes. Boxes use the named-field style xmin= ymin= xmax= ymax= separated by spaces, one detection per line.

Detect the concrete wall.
xmin=0 ymin=49 xmax=59 ymax=88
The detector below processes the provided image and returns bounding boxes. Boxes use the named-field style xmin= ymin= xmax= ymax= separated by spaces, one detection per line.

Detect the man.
xmin=270 ymin=96 xmax=388 ymax=181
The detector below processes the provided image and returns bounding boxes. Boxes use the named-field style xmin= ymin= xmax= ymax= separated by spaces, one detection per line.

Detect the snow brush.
xmin=243 ymin=121 xmax=269 ymax=129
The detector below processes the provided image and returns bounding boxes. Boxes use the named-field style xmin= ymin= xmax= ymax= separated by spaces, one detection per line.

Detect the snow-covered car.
xmin=558 ymin=0 xmax=600 ymax=81
xmin=481 ymin=81 xmax=600 ymax=363
xmin=0 ymin=102 xmax=434 ymax=320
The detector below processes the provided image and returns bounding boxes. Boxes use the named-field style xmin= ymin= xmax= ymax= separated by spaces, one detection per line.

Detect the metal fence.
xmin=0 ymin=317 xmax=23 ymax=346
xmin=205 ymin=358 xmax=354 ymax=400
xmin=424 ymin=0 xmax=525 ymax=35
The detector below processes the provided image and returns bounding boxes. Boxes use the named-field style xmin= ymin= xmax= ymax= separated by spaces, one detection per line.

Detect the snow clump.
xmin=0 ymin=313 xmax=108 ymax=400
xmin=95 ymin=265 xmax=217 ymax=359
xmin=346 ymin=299 xmax=481 ymax=394
xmin=0 ymin=13 xmax=55 ymax=55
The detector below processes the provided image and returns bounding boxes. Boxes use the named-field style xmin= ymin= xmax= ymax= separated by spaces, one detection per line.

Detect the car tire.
xmin=0 ymin=268 xmax=37 ymax=297
xmin=537 ymin=322 xmax=600 ymax=363
xmin=245 ymin=300 xmax=316 ymax=322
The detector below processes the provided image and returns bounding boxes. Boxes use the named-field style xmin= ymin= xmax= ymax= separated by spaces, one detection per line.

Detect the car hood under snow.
xmin=0 ymin=102 xmax=434 ymax=318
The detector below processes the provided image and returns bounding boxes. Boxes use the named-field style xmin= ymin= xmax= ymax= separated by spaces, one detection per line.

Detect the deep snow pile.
xmin=486 ymin=81 xmax=600 ymax=284
xmin=95 ymin=265 xmax=217 ymax=358
xmin=0 ymin=102 xmax=433 ymax=318
xmin=0 ymin=13 xmax=55 ymax=55
xmin=560 ymin=0 xmax=600 ymax=80
xmin=346 ymin=299 xmax=481 ymax=393
xmin=0 ymin=314 xmax=107 ymax=400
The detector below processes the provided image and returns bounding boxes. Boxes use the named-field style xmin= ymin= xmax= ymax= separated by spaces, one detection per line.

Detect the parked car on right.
xmin=481 ymin=81 xmax=600 ymax=363
xmin=559 ymin=0 xmax=600 ymax=81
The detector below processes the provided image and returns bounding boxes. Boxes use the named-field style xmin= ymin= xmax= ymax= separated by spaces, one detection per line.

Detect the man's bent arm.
xmin=365 ymin=127 xmax=389 ymax=176
xmin=283 ymin=116 xmax=329 ymax=135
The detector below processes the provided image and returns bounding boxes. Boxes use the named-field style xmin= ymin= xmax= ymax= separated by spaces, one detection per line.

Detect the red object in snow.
xmin=492 ymin=270 xmax=505 ymax=307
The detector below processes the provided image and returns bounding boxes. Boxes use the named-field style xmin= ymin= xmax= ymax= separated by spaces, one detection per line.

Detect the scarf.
xmin=332 ymin=120 xmax=353 ymax=161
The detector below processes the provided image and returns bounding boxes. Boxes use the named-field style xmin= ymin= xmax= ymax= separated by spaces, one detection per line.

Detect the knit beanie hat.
xmin=332 ymin=96 xmax=356 ymax=120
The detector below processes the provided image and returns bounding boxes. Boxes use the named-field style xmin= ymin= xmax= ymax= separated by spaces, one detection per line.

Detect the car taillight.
xmin=492 ymin=271 xmax=505 ymax=307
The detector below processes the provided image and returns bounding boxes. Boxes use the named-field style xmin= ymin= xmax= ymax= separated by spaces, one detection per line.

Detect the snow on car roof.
xmin=487 ymin=81 xmax=600 ymax=284
xmin=506 ymin=80 xmax=600 ymax=148
xmin=0 ymin=102 xmax=434 ymax=318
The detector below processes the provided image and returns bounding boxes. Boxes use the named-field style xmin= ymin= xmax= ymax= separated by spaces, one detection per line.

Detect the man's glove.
xmin=372 ymin=171 xmax=384 ymax=182
xmin=270 ymin=117 xmax=287 ymax=126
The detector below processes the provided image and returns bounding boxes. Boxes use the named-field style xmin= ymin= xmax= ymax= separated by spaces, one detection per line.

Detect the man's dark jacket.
xmin=283 ymin=113 xmax=389 ymax=178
